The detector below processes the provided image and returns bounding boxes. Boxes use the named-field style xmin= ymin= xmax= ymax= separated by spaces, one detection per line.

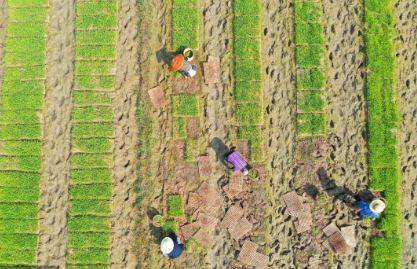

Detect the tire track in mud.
xmin=0 ymin=0 xmax=6 ymax=91
xmin=110 ymin=0 xmax=140 ymax=267
xmin=38 ymin=0 xmax=75 ymax=266
xmin=135 ymin=0 xmax=174 ymax=268
xmin=200 ymin=0 xmax=235 ymax=268
xmin=322 ymin=0 xmax=370 ymax=267
xmin=395 ymin=1 xmax=417 ymax=267
xmin=262 ymin=1 xmax=298 ymax=268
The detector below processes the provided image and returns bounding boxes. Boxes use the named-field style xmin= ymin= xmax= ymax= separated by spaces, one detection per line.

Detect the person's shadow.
xmin=147 ymin=207 xmax=164 ymax=244
xmin=209 ymin=137 xmax=230 ymax=168
xmin=316 ymin=167 xmax=361 ymax=206
xmin=156 ymin=47 xmax=175 ymax=65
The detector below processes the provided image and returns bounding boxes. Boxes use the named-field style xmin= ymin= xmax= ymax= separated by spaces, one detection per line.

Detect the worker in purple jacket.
xmin=225 ymin=148 xmax=249 ymax=175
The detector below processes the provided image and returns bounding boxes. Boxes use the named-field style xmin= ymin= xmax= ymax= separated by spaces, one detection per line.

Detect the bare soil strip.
xmin=37 ymin=0 xmax=75 ymax=266
xmin=322 ymin=0 xmax=370 ymax=267
xmin=395 ymin=0 xmax=417 ymax=267
xmin=262 ymin=0 xmax=298 ymax=267
xmin=110 ymin=0 xmax=140 ymax=267
xmin=200 ymin=0 xmax=235 ymax=267
xmin=135 ymin=0 xmax=174 ymax=267
xmin=0 ymin=0 xmax=5 ymax=91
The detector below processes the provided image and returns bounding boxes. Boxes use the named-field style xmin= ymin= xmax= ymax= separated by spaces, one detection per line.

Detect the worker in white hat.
xmin=354 ymin=198 xmax=386 ymax=221
xmin=160 ymin=233 xmax=184 ymax=259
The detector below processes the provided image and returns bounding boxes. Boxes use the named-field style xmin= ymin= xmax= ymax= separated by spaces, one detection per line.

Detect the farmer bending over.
xmin=225 ymin=148 xmax=249 ymax=175
xmin=353 ymin=198 xmax=386 ymax=221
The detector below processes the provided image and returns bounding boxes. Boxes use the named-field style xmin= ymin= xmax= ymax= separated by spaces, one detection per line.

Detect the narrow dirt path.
xmin=322 ymin=0 xmax=370 ymax=267
xmin=110 ymin=0 xmax=141 ymax=267
xmin=0 ymin=0 xmax=6 ymax=90
xmin=37 ymin=0 xmax=75 ymax=266
xmin=200 ymin=0 xmax=235 ymax=268
xmin=395 ymin=0 xmax=417 ymax=267
xmin=135 ymin=0 xmax=174 ymax=268
xmin=262 ymin=0 xmax=298 ymax=268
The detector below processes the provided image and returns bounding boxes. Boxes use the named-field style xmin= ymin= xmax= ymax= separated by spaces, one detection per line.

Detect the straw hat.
xmin=160 ymin=237 xmax=174 ymax=255
xmin=370 ymin=199 xmax=386 ymax=214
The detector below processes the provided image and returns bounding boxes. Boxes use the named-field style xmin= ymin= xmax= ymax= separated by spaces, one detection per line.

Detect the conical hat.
xmin=160 ymin=237 xmax=174 ymax=254
xmin=370 ymin=199 xmax=386 ymax=214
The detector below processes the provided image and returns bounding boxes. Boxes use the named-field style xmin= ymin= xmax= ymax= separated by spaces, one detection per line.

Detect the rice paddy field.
xmin=0 ymin=0 xmax=416 ymax=268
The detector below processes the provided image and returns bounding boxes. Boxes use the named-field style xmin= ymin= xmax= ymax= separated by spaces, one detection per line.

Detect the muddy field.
xmin=0 ymin=0 xmax=416 ymax=268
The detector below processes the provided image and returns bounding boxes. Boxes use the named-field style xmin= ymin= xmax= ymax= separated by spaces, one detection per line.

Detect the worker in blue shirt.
xmin=354 ymin=198 xmax=386 ymax=221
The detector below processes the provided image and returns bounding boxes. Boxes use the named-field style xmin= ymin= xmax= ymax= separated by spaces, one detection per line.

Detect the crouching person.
xmin=225 ymin=147 xmax=250 ymax=176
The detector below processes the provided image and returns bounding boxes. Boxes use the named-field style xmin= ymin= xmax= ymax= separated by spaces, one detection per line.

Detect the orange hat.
xmin=171 ymin=54 xmax=185 ymax=71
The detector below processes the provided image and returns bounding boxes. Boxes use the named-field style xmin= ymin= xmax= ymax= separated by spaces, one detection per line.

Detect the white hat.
xmin=370 ymin=199 xmax=386 ymax=214
xmin=160 ymin=237 xmax=174 ymax=255
xmin=242 ymin=168 xmax=249 ymax=176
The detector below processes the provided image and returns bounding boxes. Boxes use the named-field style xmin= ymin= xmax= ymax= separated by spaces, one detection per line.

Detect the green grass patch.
xmin=76 ymin=1 xmax=117 ymax=16
xmin=0 ymin=203 xmax=38 ymax=219
xmin=174 ymin=117 xmax=187 ymax=138
xmin=234 ymin=81 xmax=262 ymax=102
xmin=75 ymin=62 xmax=114 ymax=77
xmin=70 ymin=184 xmax=112 ymax=200
xmin=3 ymin=50 xmax=45 ymax=66
xmin=0 ymin=234 xmax=38 ymax=249
xmin=185 ymin=139 xmax=199 ymax=161
xmin=71 ymin=169 xmax=111 ymax=184
xmin=72 ymin=123 xmax=114 ymax=138
xmin=0 ymin=248 xmax=36 ymax=265
xmin=76 ymin=45 xmax=115 ymax=60
xmin=0 ymin=124 xmax=41 ymax=139
xmin=6 ymin=22 xmax=47 ymax=37
xmin=75 ymin=75 xmax=115 ymax=89
xmin=234 ymin=37 xmax=260 ymax=59
xmin=5 ymin=37 xmax=46 ymax=52
xmin=161 ymin=219 xmax=178 ymax=235
xmin=233 ymin=15 xmax=260 ymax=37
xmin=0 ymin=187 xmax=39 ymax=203
xmin=0 ymin=155 xmax=41 ymax=171
xmin=297 ymin=68 xmax=325 ymax=89
xmin=297 ymin=113 xmax=325 ymax=135
xmin=1 ymin=93 xmax=43 ymax=109
xmin=72 ymin=106 xmax=114 ymax=122
xmin=168 ymin=194 xmax=184 ymax=217
xmin=234 ymin=0 xmax=260 ymax=16
xmin=296 ymin=45 xmax=324 ymax=68
xmin=70 ymin=199 xmax=111 ymax=216
xmin=237 ymin=126 xmax=264 ymax=162
xmin=235 ymin=102 xmax=263 ymax=125
xmin=295 ymin=23 xmax=324 ymax=45
xmin=234 ymin=60 xmax=261 ymax=81
xmin=76 ymin=15 xmax=117 ymax=29
xmin=0 ymin=172 xmax=40 ymax=188
xmin=1 ymin=80 xmax=44 ymax=95
xmin=8 ymin=7 xmax=47 ymax=22
xmin=69 ymin=232 xmax=109 ymax=248
xmin=76 ymin=30 xmax=116 ymax=45
xmin=0 ymin=140 xmax=41 ymax=155
xmin=364 ymin=1 xmax=401 ymax=266
xmin=294 ymin=1 xmax=322 ymax=22
xmin=73 ymin=138 xmax=113 ymax=153
xmin=3 ymin=66 xmax=45 ymax=80
xmin=71 ymin=153 xmax=112 ymax=168
xmin=68 ymin=216 xmax=110 ymax=232
xmin=172 ymin=5 xmax=199 ymax=49
xmin=0 ymin=218 xmax=37 ymax=233
xmin=297 ymin=91 xmax=324 ymax=112
xmin=67 ymin=248 xmax=109 ymax=265
xmin=172 ymin=94 xmax=199 ymax=116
